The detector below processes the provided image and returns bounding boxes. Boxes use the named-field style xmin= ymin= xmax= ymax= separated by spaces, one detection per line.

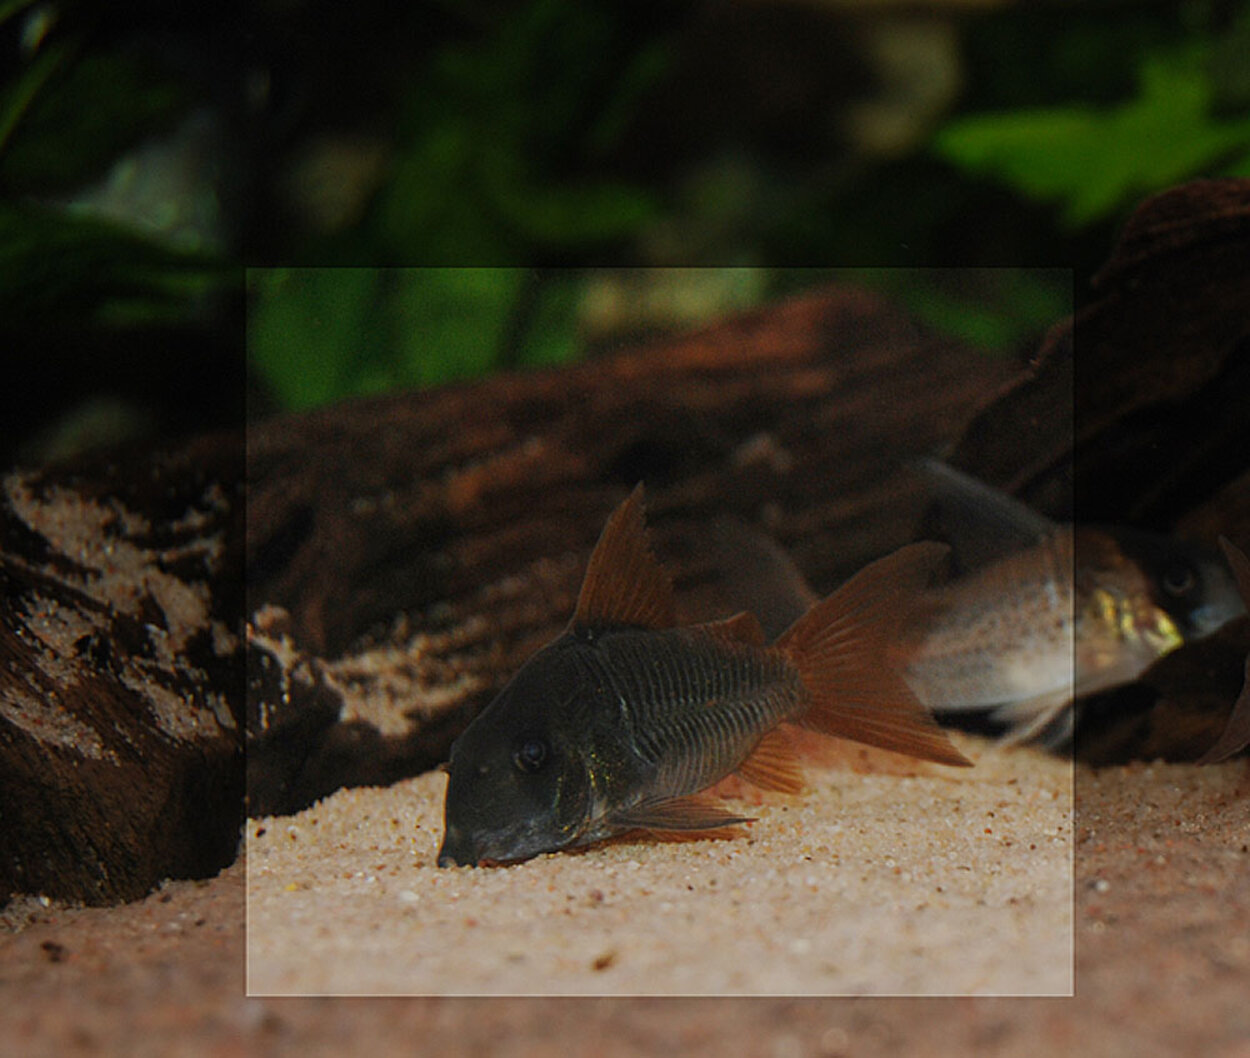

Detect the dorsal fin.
xmin=572 ymin=484 xmax=677 ymax=630
xmin=913 ymin=457 xmax=1056 ymax=574
xmin=704 ymin=518 xmax=817 ymax=639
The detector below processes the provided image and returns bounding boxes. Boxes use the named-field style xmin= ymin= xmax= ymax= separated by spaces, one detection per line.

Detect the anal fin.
xmin=736 ymin=726 xmax=805 ymax=794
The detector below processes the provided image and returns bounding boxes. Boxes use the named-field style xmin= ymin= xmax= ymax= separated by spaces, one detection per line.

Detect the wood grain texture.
xmin=1 ymin=434 xmax=244 ymax=905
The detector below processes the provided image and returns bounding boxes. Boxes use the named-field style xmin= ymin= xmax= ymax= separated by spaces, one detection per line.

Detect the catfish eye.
xmin=1161 ymin=561 xmax=1196 ymax=599
xmin=513 ymin=737 xmax=549 ymax=773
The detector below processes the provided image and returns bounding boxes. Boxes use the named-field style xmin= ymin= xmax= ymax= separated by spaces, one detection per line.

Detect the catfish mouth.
xmin=437 ymin=822 xmax=558 ymax=868
xmin=476 ymin=854 xmax=529 ymax=868
xmin=436 ymin=821 xmax=479 ymax=868
xmin=437 ymin=847 xmax=535 ymax=869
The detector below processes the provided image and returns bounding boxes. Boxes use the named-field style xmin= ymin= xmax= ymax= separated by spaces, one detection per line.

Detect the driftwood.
xmin=949 ymin=178 xmax=1250 ymax=527
xmin=245 ymin=284 xmax=1017 ymax=817
xmin=1067 ymin=181 xmax=1250 ymax=763
xmin=246 ymin=178 xmax=1250 ymax=810
xmin=4 ymin=179 xmax=1248 ymax=907
xmin=1 ymin=434 xmax=244 ymax=905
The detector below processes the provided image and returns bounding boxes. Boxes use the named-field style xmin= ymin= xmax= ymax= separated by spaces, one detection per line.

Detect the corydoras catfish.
xmin=898 ymin=462 xmax=1246 ymax=746
xmin=438 ymin=486 xmax=971 ymax=867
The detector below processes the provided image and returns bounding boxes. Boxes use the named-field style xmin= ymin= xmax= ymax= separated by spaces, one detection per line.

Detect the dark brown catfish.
xmin=437 ymin=486 xmax=971 ymax=867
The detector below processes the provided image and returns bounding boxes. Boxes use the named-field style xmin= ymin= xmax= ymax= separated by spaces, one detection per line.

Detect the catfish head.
xmin=437 ymin=637 xmax=599 ymax=867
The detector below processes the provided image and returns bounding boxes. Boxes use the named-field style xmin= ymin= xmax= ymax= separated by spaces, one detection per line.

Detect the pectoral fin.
xmin=607 ymin=795 xmax=755 ymax=833
xmin=990 ymin=689 xmax=1074 ymax=747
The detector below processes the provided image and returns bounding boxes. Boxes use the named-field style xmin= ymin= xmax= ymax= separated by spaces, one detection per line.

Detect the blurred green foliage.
xmin=0 ymin=203 xmax=226 ymax=329
xmin=838 ymin=269 xmax=1072 ymax=355
xmin=3 ymin=0 xmax=1242 ymax=440
xmin=247 ymin=267 xmax=1071 ymax=413
xmin=365 ymin=0 xmax=665 ymax=262
xmin=934 ymin=26 xmax=1250 ymax=227
xmin=0 ymin=0 xmax=226 ymax=329
xmin=1 ymin=49 xmax=190 ymax=193
xmin=247 ymin=268 xmax=585 ymax=410
xmin=0 ymin=1 xmax=239 ymax=463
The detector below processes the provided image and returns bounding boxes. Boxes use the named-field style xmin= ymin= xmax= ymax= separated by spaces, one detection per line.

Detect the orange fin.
xmin=607 ymin=795 xmax=754 ymax=833
xmin=777 ymin=542 xmax=973 ymax=768
xmin=736 ymin=726 xmax=805 ymax=794
xmin=700 ymin=610 xmax=768 ymax=647
xmin=571 ymin=484 xmax=677 ymax=630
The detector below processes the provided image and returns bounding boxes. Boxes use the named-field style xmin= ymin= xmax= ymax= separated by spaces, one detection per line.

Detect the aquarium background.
xmin=2 ymin=0 xmax=1247 ymax=460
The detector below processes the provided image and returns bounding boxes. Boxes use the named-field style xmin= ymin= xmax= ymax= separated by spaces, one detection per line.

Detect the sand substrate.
xmin=246 ymin=735 xmax=1071 ymax=996
xmin=2 ymin=745 xmax=1247 ymax=1057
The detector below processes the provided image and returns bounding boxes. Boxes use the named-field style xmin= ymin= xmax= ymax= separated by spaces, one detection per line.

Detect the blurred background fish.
xmin=897 ymin=461 xmax=1245 ymax=749
xmin=700 ymin=461 xmax=1246 ymax=755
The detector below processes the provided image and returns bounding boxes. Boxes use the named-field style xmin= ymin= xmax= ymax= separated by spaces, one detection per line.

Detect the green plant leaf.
xmin=515 ymin=272 xmax=586 ymax=368
xmin=0 ymin=201 xmax=225 ymax=328
xmin=1 ymin=50 xmax=190 ymax=193
xmin=246 ymin=268 xmax=588 ymax=407
xmin=479 ymin=146 xmax=657 ymax=245
xmin=392 ymin=268 xmax=526 ymax=386
xmin=934 ymin=47 xmax=1250 ymax=227
xmin=0 ymin=38 xmax=73 ymax=158
xmin=366 ymin=0 xmax=664 ymax=262
xmin=247 ymin=269 xmax=386 ymax=411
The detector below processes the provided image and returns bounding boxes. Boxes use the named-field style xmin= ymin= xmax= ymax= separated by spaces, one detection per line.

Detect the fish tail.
xmin=776 ymin=542 xmax=973 ymax=767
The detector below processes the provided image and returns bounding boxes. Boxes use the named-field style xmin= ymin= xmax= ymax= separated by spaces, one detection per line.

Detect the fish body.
xmin=900 ymin=528 xmax=1075 ymax=721
xmin=900 ymin=463 xmax=1246 ymax=745
xmin=438 ymin=485 xmax=970 ymax=867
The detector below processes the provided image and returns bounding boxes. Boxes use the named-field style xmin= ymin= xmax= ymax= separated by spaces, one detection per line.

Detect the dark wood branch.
xmin=948 ymin=178 xmax=1250 ymax=529
xmin=244 ymin=283 xmax=1017 ymax=816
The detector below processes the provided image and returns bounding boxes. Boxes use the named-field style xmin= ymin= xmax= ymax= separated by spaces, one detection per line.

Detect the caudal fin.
xmin=777 ymin=542 xmax=973 ymax=767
